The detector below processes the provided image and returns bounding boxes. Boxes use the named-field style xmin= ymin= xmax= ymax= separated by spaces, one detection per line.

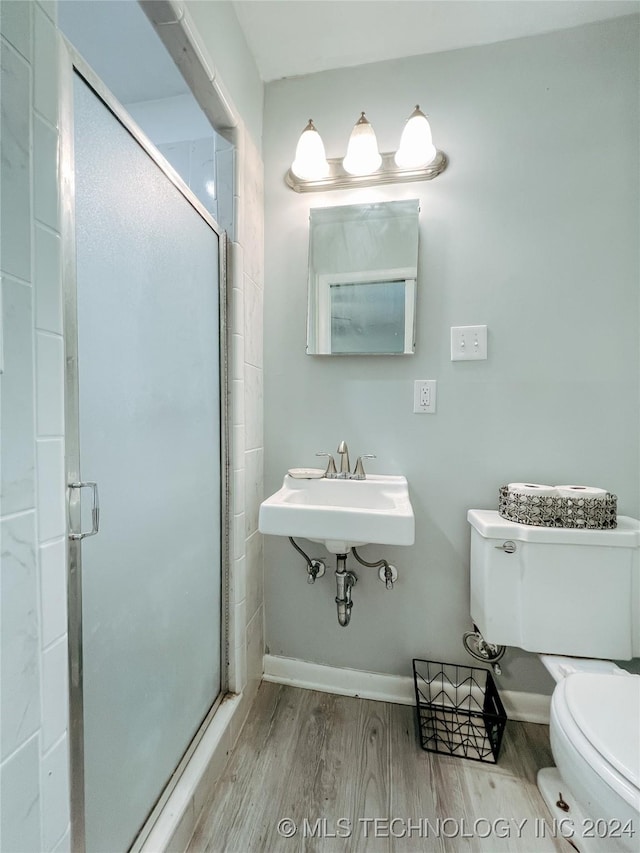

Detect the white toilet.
xmin=468 ymin=510 xmax=640 ymax=852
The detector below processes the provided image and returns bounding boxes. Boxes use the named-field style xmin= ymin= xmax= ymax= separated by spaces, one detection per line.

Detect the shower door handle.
xmin=68 ymin=481 xmax=100 ymax=540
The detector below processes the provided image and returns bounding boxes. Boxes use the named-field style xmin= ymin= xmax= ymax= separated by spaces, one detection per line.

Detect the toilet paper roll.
xmin=507 ymin=483 xmax=558 ymax=497
xmin=555 ymin=485 xmax=608 ymax=500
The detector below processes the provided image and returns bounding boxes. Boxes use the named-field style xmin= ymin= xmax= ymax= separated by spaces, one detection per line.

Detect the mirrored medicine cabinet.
xmin=306 ymin=199 xmax=420 ymax=355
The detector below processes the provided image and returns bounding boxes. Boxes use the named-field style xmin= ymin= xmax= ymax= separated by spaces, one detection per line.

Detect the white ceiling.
xmin=57 ymin=0 xmax=639 ymax=103
xmin=232 ymin=0 xmax=639 ymax=82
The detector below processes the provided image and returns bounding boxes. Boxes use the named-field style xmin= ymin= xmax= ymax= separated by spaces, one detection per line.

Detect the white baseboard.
xmin=500 ymin=689 xmax=551 ymax=725
xmin=263 ymin=654 xmax=551 ymax=725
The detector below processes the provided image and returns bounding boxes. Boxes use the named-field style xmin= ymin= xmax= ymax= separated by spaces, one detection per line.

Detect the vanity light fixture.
xmin=342 ymin=112 xmax=382 ymax=176
xmin=290 ymin=119 xmax=330 ymax=180
xmin=286 ymin=105 xmax=447 ymax=193
xmin=394 ymin=105 xmax=437 ymax=169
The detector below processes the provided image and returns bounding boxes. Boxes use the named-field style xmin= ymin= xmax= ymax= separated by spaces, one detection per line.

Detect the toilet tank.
xmin=468 ymin=510 xmax=640 ymax=660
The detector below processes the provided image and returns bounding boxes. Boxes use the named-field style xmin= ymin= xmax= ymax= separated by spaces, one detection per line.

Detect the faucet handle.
xmin=316 ymin=452 xmax=337 ymax=478
xmin=352 ymin=454 xmax=376 ymax=480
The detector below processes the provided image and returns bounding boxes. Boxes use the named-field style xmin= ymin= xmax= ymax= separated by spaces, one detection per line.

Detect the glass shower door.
xmin=71 ymin=72 xmax=223 ymax=853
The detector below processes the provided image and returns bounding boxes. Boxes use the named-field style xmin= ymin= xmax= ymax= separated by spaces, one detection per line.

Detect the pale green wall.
xmin=262 ymin=16 xmax=640 ymax=694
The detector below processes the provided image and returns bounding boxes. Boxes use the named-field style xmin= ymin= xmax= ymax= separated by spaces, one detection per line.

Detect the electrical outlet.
xmin=414 ymin=380 xmax=437 ymax=414
xmin=451 ymin=325 xmax=488 ymax=361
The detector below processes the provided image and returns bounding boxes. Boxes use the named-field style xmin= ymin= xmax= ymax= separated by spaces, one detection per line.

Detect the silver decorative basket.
xmin=498 ymin=486 xmax=617 ymax=529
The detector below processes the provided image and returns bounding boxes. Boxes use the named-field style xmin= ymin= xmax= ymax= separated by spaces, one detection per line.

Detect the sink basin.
xmin=259 ymin=474 xmax=415 ymax=554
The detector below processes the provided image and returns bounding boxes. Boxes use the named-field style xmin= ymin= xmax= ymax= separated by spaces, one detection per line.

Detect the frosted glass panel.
xmin=330 ymin=281 xmax=406 ymax=354
xmin=73 ymin=74 xmax=221 ymax=853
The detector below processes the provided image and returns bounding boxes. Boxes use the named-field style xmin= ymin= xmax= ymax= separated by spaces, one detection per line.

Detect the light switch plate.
xmin=451 ymin=325 xmax=487 ymax=361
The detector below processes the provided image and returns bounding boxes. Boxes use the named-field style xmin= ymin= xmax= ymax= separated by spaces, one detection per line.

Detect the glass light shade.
xmin=291 ymin=119 xmax=330 ymax=180
xmin=394 ymin=105 xmax=437 ymax=169
xmin=342 ymin=112 xmax=382 ymax=176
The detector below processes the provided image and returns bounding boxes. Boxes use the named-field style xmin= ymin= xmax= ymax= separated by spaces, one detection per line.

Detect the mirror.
xmin=306 ymin=199 xmax=419 ymax=355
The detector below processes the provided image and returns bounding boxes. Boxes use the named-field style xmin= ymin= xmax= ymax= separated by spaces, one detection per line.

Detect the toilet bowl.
xmin=537 ymin=661 xmax=640 ymax=853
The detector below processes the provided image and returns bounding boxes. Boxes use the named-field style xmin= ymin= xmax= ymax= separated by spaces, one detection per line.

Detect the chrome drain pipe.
xmin=335 ymin=554 xmax=357 ymax=627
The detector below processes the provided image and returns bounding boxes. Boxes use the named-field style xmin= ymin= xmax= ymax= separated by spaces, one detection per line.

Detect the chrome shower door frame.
xmin=59 ymin=42 xmax=230 ymax=853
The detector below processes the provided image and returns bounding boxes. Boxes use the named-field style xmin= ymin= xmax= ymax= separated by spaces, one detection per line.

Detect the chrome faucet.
xmin=317 ymin=443 xmax=376 ymax=479
xmin=336 ymin=441 xmax=350 ymax=478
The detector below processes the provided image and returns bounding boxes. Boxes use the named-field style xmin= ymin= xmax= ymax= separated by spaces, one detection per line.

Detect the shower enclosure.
xmin=62 ymin=53 xmax=227 ymax=853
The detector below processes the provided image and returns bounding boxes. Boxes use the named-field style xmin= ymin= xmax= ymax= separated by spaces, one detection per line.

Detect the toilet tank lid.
xmin=467 ymin=510 xmax=640 ymax=547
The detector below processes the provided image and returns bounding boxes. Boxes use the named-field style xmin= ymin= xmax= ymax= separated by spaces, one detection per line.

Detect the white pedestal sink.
xmin=259 ymin=474 xmax=415 ymax=554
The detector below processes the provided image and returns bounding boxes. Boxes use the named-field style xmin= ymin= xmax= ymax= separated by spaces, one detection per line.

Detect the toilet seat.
xmin=552 ymin=673 xmax=640 ymax=810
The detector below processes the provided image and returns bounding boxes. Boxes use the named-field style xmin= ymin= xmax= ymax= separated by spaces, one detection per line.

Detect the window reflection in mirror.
xmin=307 ymin=199 xmax=419 ymax=355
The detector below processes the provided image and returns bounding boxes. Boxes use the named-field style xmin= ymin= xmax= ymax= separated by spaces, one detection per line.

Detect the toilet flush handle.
xmin=495 ymin=540 xmax=516 ymax=554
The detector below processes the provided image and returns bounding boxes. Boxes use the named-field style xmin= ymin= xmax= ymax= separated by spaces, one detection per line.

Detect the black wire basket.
xmin=412 ymin=659 xmax=507 ymax=764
